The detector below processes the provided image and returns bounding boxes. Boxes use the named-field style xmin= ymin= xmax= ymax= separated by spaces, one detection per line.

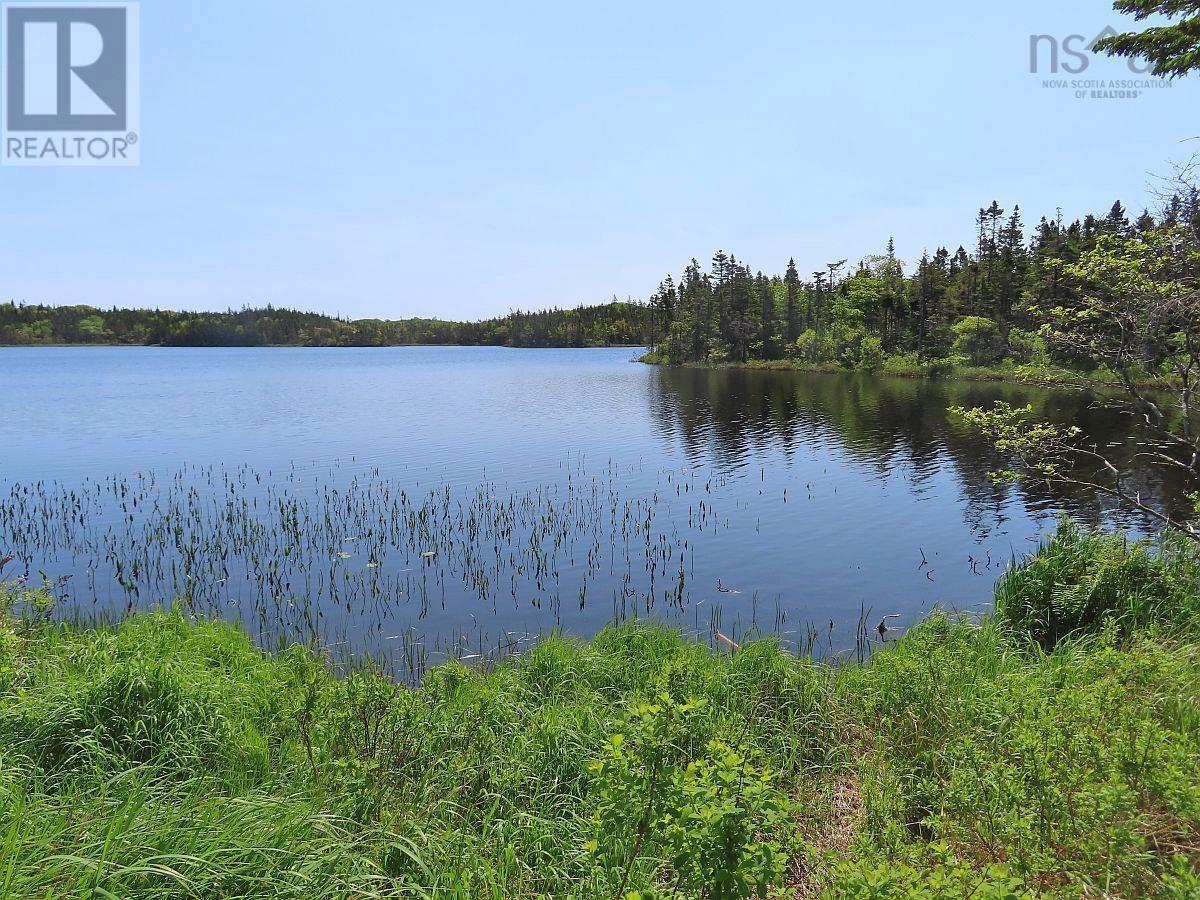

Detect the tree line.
xmin=0 ymin=300 xmax=654 ymax=348
xmin=645 ymin=189 xmax=1200 ymax=374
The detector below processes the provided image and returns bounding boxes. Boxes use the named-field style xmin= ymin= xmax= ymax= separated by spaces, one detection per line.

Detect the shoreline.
xmin=2 ymin=341 xmax=1168 ymax=392
xmin=635 ymin=352 xmax=1174 ymax=392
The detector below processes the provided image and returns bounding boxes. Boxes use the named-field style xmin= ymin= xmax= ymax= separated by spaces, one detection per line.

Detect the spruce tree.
xmin=784 ymin=259 xmax=801 ymax=345
xmin=758 ymin=273 xmax=776 ymax=359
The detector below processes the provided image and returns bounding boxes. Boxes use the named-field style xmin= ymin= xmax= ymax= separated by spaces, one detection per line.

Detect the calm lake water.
xmin=0 ymin=346 xmax=1187 ymax=674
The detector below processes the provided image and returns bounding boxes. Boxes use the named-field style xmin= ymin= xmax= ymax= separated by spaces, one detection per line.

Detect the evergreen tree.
xmin=1095 ymin=0 xmax=1200 ymax=77
xmin=757 ymin=272 xmax=776 ymax=359
xmin=784 ymin=259 xmax=801 ymax=345
xmin=1105 ymin=201 xmax=1130 ymax=235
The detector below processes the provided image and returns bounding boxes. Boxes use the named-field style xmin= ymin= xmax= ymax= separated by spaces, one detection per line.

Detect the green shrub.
xmin=823 ymin=848 xmax=1030 ymax=899
xmin=951 ymin=316 xmax=1001 ymax=365
xmin=927 ymin=637 xmax=1200 ymax=892
xmin=588 ymin=694 xmax=792 ymax=899
xmin=854 ymin=334 xmax=885 ymax=372
xmin=879 ymin=352 xmax=957 ymax=378
xmin=1161 ymin=855 xmax=1200 ymax=899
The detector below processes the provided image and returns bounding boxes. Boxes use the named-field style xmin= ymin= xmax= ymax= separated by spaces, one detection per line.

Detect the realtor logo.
xmin=2 ymin=1 xmax=139 ymax=165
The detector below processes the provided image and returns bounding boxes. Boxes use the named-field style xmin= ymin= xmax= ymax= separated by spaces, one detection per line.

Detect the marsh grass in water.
xmin=0 ymin=522 xmax=1198 ymax=898
xmin=0 ymin=462 xmax=742 ymax=679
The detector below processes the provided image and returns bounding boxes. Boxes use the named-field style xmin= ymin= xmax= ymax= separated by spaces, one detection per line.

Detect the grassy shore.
xmin=1 ymin=522 xmax=1199 ymax=898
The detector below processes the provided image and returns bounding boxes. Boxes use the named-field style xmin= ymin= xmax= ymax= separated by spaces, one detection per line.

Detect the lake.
xmin=0 ymin=346 xmax=1187 ymax=676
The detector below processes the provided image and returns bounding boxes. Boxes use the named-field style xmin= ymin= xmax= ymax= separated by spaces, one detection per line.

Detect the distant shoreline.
xmin=0 ymin=300 xmax=655 ymax=348
xmin=0 ymin=342 xmax=1150 ymax=391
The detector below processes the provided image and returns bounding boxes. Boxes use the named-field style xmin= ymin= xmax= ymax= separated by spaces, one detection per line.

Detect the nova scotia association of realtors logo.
xmin=1029 ymin=26 xmax=1171 ymax=100
xmin=2 ymin=1 xmax=139 ymax=165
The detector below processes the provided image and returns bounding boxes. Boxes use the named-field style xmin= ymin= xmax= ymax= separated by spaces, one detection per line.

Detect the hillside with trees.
xmin=0 ymin=300 xmax=653 ymax=349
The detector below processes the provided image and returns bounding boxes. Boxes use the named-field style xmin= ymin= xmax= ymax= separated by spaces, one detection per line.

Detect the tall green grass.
xmin=994 ymin=522 xmax=1200 ymax=650
xmin=1 ymin=522 xmax=1198 ymax=898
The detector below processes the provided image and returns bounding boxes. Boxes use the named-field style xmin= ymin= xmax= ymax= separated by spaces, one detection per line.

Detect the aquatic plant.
xmin=0 ymin=461 xmax=745 ymax=680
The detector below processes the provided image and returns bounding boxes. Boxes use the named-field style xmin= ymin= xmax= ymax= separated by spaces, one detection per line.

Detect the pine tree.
xmin=1105 ymin=200 xmax=1130 ymax=235
xmin=997 ymin=205 xmax=1026 ymax=326
xmin=726 ymin=262 xmax=755 ymax=362
xmin=1094 ymin=0 xmax=1200 ymax=77
xmin=784 ymin=259 xmax=801 ymax=345
xmin=758 ymin=272 xmax=776 ymax=359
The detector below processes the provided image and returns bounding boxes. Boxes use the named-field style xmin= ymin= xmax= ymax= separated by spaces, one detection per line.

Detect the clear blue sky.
xmin=3 ymin=0 xmax=1197 ymax=320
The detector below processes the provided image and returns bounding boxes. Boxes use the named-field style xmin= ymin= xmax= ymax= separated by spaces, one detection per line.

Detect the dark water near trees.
xmin=0 ymin=347 xmax=1188 ymax=675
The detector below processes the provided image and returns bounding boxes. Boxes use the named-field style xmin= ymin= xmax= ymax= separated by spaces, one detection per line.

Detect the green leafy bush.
xmin=854 ymin=334 xmax=885 ymax=372
xmin=823 ymin=847 xmax=1030 ymax=899
xmin=950 ymin=316 xmax=1001 ymax=365
xmin=588 ymin=694 xmax=792 ymax=898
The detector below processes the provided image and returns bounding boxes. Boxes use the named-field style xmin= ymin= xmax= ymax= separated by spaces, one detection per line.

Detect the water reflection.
xmin=647 ymin=367 xmax=1192 ymax=536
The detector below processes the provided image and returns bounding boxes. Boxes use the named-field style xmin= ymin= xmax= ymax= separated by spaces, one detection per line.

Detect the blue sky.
xmin=3 ymin=0 xmax=1197 ymax=320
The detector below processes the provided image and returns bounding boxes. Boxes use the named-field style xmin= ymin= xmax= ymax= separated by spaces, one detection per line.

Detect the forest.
xmin=0 ymin=300 xmax=653 ymax=348
xmin=644 ymin=188 xmax=1200 ymax=377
